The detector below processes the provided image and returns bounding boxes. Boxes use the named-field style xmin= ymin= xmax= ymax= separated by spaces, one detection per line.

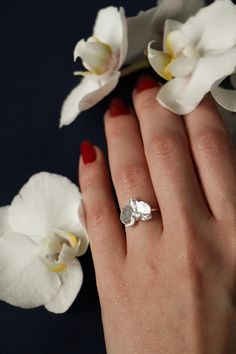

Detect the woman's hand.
xmin=79 ymin=75 xmax=236 ymax=354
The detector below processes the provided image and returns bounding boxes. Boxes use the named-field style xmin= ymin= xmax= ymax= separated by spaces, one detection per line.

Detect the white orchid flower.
xmin=147 ymin=0 xmax=236 ymax=115
xmin=0 ymin=172 xmax=89 ymax=314
xmin=126 ymin=0 xmax=205 ymax=64
xmin=60 ymin=1 xmax=205 ymax=127
xmin=59 ymin=6 xmax=128 ymax=127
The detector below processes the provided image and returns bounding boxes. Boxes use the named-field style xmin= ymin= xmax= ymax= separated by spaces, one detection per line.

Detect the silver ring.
xmin=120 ymin=198 xmax=158 ymax=227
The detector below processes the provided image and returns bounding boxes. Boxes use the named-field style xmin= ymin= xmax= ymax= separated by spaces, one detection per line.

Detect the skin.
xmin=79 ymin=81 xmax=236 ymax=354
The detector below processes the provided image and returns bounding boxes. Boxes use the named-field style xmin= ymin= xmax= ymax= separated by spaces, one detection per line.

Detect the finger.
xmin=133 ymin=75 xmax=210 ymax=228
xmin=105 ymin=98 xmax=162 ymax=257
xmin=79 ymin=142 xmax=126 ymax=275
xmin=184 ymin=95 xmax=236 ymax=219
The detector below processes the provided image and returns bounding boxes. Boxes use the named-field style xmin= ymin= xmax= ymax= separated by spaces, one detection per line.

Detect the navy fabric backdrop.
xmin=0 ymin=0 xmax=221 ymax=353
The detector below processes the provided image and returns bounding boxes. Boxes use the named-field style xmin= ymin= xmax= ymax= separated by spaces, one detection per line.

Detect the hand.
xmin=79 ymin=75 xmax=236 ymax=354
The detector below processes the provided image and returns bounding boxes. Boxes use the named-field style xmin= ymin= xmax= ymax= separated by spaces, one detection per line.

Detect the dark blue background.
xmin=0 ymin=0 xmax=217 ymax=353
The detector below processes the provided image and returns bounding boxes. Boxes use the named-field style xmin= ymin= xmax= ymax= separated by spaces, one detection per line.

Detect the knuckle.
xmin=146 ymin=130 xmax=186 ymax=158
xmin=173 ymin=220 xmax=211 ymax=285
xmin=176 ymin=240 xmax=205 ymax=284
xmin=114 ymin=162 xmax=147 ymax=190
xmin=196 ymin=128 xmax=230 ymax=156
xmin=177 ymin=256 xmax=202 ymax=285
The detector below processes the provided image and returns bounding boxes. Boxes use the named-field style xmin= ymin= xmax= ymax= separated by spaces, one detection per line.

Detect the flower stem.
xmin=120 ymin=59 xmax=150 ymax=77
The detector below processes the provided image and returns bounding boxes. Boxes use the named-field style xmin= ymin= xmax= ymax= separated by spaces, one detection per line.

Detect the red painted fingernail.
xmin=80 ymin=140 xmax=96 ymax=164
xmin=136 ymin=75 xmax=159 ymax=93
xmin=109 ymin=98 xmax=130 ymax=117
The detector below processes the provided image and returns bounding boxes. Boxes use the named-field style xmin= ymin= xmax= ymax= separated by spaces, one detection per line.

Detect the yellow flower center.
xmin=41 ymin=230 xmax=80 ymax=273
xmin=162 ymin=33 xmax=177 ymax=81
xmin=74 ymin=36 xmax=113 ymax=77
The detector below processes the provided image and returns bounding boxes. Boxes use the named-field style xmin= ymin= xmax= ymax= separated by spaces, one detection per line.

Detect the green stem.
xmin=120 ymin=59 xmax=150 ymax=77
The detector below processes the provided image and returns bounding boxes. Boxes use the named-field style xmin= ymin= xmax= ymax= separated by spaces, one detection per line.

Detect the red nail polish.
xmin=136 ymin=75 xmax=158 ymax=93
xmin=80 ymin=140 xmax=96 ymax=164
xmin=109 ymin=98 xmax=130 ymax=117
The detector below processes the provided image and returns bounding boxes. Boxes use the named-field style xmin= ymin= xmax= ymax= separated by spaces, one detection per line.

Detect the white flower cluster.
xmin=60 ymin=0 xmax=236 ymax=127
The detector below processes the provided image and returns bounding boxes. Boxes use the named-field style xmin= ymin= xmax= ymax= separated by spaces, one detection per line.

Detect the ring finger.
xmin=104 ymin=98 xmax=162 ymax=256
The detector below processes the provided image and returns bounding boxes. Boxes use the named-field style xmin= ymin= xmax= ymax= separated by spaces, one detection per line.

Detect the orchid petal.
xmin=0 ymin=232 xmax=61 ymax=308
xmin=75 ymin=232 xmax=86 ymax=256
xmin=157 ymin=77 xmax=190 ymax=114
xmin=166 ymin=30 xmax=189 ymax=57
xmin=57 ymin=243 xmax=77 ymax=265
xmin=181 ymin=0 xmax=236 ymax=51
xmin=147 ymin=43 xmax=172 ymax=80
xmin=60 ymin=72 xmax=120 ymax=127
xmin=126 ymin=7 xmax=158 ymax=64
xmin=163 ymin=20 xmax=183 ymax=53
xmin=78 ymin=71 xmax=120 ymax=111
xmin=60 ymin=76 xmax=98 ymax=127
xmin=152 ymin=0 xmax=205 ymax=41
xmin=8 ymin=173 xmax=85 ymax=244
xmin=45 ymin=260 xmax=83 ymax=314
xmin=231 ymin=74 xmax=236 ymax=89
xmin=93 ymin=7 xmax=127 ymax=69
xmin=0 ymin=207 xmax=9 ymax=236
xmin=117 ymin=8 xmax=128 ymax=69
xmin=75 ymin=202 xmax=89 ymax=256
xmin=156 ymin=0 xmax=205 ymax=21
xmin=211 ymin=85 xmax=236 ymax=112
xmin=73 ymin=39 xmax=112 ymax=74
xmin=179 ymin=48 xmax=236 ymax=113
xmin=167 ymin=56 xmax=195 ymax=77
xmin=60 ymin=225 xmax=88 ymax=257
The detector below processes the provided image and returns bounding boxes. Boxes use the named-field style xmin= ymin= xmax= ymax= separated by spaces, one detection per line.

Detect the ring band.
xmin=120 ymin=198 xmax=158 ymax=227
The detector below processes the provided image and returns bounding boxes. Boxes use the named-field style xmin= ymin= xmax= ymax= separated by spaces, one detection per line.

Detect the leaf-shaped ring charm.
xmin=120 ymin=205 xmax=136 ymax=227
xmin=120 ymin=199 xmax=158 ymax=227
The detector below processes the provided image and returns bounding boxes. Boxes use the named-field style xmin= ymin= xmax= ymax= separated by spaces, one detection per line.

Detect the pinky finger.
xmin=79 ymin=142 xmax=126 ymax=275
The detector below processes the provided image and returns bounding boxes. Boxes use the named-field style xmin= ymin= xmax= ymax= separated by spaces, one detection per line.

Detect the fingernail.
xmin=136 ymin=75 xmax=159 ymax=93
xmin=109 ymin=98 xmax=130 ymax=117
xmin=80 ymin=140 xmax=96 ymax=164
